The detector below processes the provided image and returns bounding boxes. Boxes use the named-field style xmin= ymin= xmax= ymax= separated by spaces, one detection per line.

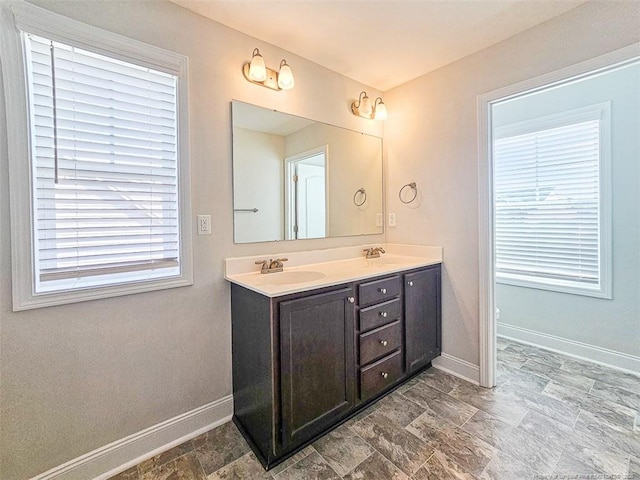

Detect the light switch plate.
xmin=388 ymin=213 xmax=397 ymax=227
xmin=376 ymin=213 xmax=383 ymax=227
xmin=197 ymin=215 xmax=212 ymax=235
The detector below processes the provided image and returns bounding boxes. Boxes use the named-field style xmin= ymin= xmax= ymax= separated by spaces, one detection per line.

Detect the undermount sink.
xmin=259 ymin=270 xmax=327 ymax=285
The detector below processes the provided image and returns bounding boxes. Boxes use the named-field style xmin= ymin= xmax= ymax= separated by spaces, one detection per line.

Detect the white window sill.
xmin=13 ymin=274 xmax=193 ymax=311
xmin=496 ymin=274 xmax=612 ymax=300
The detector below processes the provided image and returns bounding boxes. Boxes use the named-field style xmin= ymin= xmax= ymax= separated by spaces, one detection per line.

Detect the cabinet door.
xmin=279 ymin=287 xmax=355 ymax=449
xmin=404 ymin=267 xmax=441 ymax=374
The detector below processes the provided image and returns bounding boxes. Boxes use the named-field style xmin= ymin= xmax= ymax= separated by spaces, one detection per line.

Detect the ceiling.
xmin=171 ymin=0 xmax=587 ymax=92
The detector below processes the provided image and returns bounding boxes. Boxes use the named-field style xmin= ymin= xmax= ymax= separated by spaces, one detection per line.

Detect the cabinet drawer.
xmin=359 ymin=320 xmax=402 ymax=365
xmin=358 ymin=275 xmax=402 ymax=307
xmin=360 ymin=350 xmax=403 ymax=400
xmin=359 ymin=298 xmax=401 ymax=332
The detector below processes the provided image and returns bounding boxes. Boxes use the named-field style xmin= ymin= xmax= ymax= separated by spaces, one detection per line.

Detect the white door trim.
xmin=476 ymin=42 xmax=640 ymax=388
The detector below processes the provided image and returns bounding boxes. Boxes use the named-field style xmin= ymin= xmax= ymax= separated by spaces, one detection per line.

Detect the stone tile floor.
xmin=110 ymin=338 xmax=640 ymax=479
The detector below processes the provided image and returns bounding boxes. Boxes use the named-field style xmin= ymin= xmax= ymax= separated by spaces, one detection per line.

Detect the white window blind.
xmin=24 ymin=33 xmax=181 ymax=292
xmin=494 ymin=111 xmax=607 ymax=294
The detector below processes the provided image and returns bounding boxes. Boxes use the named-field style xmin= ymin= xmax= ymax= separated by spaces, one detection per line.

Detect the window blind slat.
xmin=25 ymin=33 xmax=181 ymax=286
xmin=494 ymin=117 xmax=601 ymax=288
xmin=40 ymin=259 xmax=179 ymax=282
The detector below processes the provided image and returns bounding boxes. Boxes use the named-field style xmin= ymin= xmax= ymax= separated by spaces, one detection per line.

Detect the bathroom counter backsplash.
xmin=224 ymin=243 xmax=442 ymax=297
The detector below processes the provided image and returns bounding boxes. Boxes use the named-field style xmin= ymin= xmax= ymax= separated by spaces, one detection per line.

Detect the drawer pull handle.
xmin=408 ymin=281 xmax=414 ymax=287
xmin=380 ymin=340 xmax=388 ymax=346
xmin=348 ymin=296 xmax=355 ymax=303
xmin=381 ymin=372 xmax=389 ymax=379
xmin=379 ymin=311 xmax=388 ymax=318
xmin=379 ymin=288 xmax=387 ymax=294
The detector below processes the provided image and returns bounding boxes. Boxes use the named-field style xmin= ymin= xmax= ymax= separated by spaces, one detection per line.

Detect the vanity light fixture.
xmin=243 ymin=48 xmax=295 ymax=91
xmin=351 ymin=91 xmax=387 ymax=120
xmin=278 ymin=60 xmax=295 ymax=90
xmin=373 ymin=97 xmax=387 ymax=121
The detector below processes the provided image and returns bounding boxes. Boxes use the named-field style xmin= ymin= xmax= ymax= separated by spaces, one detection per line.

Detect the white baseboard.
xmin=497 ymin=322 xmax=640 ymax=375
xmin=432 ymin=352 xmax=480 ymax=385
xmin=32 ymin=395 xmax=234 ymax=480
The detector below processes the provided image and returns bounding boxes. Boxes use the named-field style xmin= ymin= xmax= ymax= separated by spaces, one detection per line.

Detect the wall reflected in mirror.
xmin=232 ymin=101 xmax=383 ymax=243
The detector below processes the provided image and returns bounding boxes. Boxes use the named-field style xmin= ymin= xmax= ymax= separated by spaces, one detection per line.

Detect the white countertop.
xmin=225 ymin=244 xmax=442 ymax=297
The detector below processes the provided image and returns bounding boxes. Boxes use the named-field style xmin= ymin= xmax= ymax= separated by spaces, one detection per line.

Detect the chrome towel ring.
xmin=399 ymin=182 xmax=417 ymax=204
xmin=353 ymin=187 xmax=367 ymax=206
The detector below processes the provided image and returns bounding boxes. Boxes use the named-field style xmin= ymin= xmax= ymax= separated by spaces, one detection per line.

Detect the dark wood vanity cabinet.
xmin=230 ymin=264 xmax=441 ymax=469
xmin=356 ymin=275 xmax=404 ymax=402
xmin=279 ymin=287 xmax=356 ymax=448
xmin=404 ymin=266 xmax=442 ymax=374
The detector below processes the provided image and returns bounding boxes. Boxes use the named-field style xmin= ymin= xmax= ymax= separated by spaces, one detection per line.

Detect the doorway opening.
xmin=477 ymin=45 xmax=639 ymax=388
xmin=285 ymin=146 xmax=328 ymax=240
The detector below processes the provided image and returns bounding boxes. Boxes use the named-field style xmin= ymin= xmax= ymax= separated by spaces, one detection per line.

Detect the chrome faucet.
xmin=255 ymin=258 xmax=288 ymax=274
xmin=363 ymin=247 xmax=385 ymax=259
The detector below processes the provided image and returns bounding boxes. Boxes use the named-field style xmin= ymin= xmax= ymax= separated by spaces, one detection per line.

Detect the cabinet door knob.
xmin=379 ymin=311 xmax=388 ymax=318
xmin=379 ymin=288 xmax=387 ymax=294
xmin=408 ymin=281 xmax=414 ymax=287
xmin=347 ymin=296 xmax=355 ymax=303
xmin=380 ymin=340 xmax=388 ymax=346
xmin=381 ymin=372 xmax=389 ymax=379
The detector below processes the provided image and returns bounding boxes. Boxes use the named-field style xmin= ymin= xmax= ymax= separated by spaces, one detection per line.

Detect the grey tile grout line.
xmin=504 ymin=341 xmax=639 ymax=420
xmin=316 ymin=447 xmax=344 ymax=478
xmin=346 ymin=423 xmax=387 ymax=460
xmin=346 ymin=421 xmax=414 ymax=478
xmin=592 ymin=378 xmax=640 ymax=398
xmin=194 ymin=450 xmax=209 ymax=480
xmin=411 ymin=450 xmax=436 ymax=478
xmin=426 ymin=430 xmax=488 ymax=479
xmin=271 ymin=445 xmax=317 ymax=479
xmin=139 ymin=448 xmax=194 ymax=477
xmin=560 ymin=363 xmax=640 ymax=395
xmin=457 ymin=409 xmax=477 ymax=430
xmin=338 ymin=449 xmax=376 ymax=479
xmin=545 ymin=379 xmax=639 ymax=427
xmin=313 ymin=450 xmax=343 ymax=480
xmin=205 ymin=451 xmax=251 ymax=478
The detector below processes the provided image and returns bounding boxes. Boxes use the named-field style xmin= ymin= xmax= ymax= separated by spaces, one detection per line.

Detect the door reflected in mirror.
xmin=285 ymin=146 xmax=327 ymax=240
xmin=232 ymin=101 xmax=383 ymax=244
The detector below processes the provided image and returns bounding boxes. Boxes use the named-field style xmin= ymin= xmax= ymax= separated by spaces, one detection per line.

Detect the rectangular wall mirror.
xmin=232 ymin=101 xmax=384 ymax=243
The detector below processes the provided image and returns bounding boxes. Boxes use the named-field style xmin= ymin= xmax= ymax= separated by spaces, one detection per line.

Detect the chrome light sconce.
xmin=351 ymin=91 xmax=387 ymax=121
xmin=243 ymin=48 xmax=295 ymax=91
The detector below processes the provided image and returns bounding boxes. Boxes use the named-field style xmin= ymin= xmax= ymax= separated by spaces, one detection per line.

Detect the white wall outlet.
xmin=197 ymin=215 xmax=212 ymax=235
xmin=376 ymin=213 xmax=383 ymax=227
xmin=496 ymin=307 xmax=500 ymax=320
xmin=388 ymin=213 xmax=397 ymax=227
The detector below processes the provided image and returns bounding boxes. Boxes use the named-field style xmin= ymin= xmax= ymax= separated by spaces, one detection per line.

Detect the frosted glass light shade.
xmin=249 ymin=50 xmax=267 ymax=82
xmin=374 ymin=100 xmax=387 ymax=121
xmin=359 ymin=94 xmax=372 ymax=117
xmin=278 ymin=61 xmax=294 ymax=90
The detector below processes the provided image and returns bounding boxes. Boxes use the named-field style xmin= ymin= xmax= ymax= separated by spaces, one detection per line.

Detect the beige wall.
xmin=2 ymin=1 xmax=640 ymax=479
xmin=0 ymin=1 xmax=383 ymax=478
xmin=286 ymin=123 xmax=384 ymax=237
xmin=233 ymin=128 xmax=285 ymax=242
xmin=384 ymin=1 xmax=640 ymax=368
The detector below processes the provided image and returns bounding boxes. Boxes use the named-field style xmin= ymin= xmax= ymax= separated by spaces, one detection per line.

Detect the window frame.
xmin=493 ymin=103 xmax=612 ymax=299
xmin=1 ymin=2 xmax=193 ymax=311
